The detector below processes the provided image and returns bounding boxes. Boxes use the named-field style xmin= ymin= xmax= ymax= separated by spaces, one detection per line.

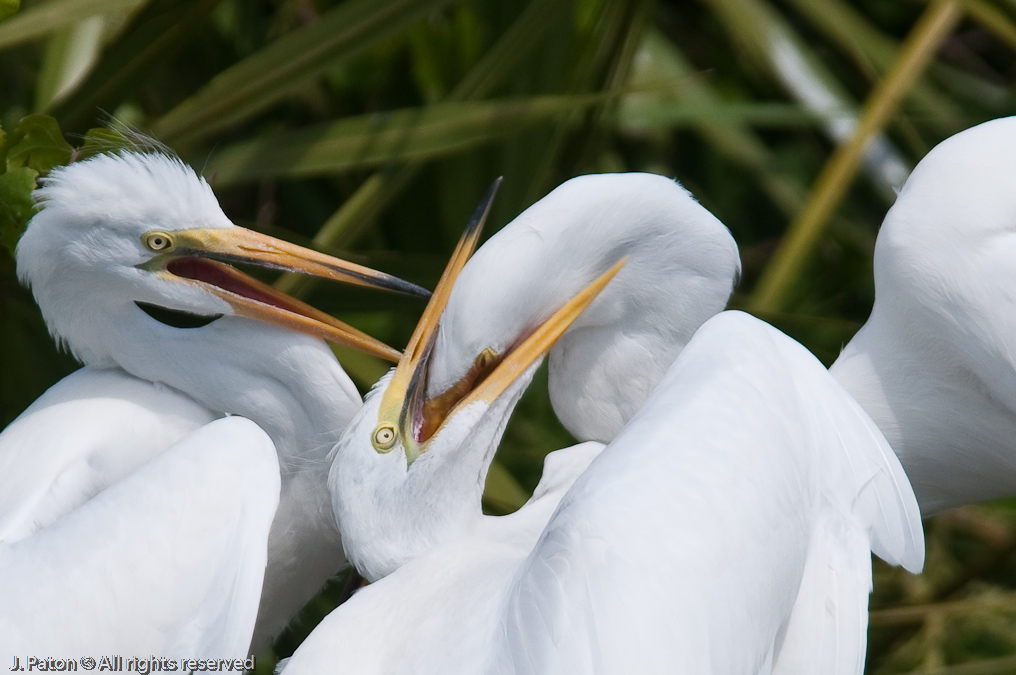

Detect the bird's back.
xmin=492 ymin=311 xmax=923 ymax=674
xmin=0 ymin=366 xmax=217 ymax=543
xmin=0 ymin=416 xmax=280 ymax=658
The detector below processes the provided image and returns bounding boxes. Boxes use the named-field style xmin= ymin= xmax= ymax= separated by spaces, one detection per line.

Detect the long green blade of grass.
xmin=152 ymin=0 xmax=454 ymax=147
xmin=869 ymin=590 xmax=1016 ymax=627
xmin=34 ymin=17 xmax=105 ymax=112
xmin=623 ymin=30 xmax=877 ymax=263
xmin=747 ymin=0 xmax=962 ymax=315
xmin=963 ymin=0 xmax=1016 ymax=53
xmin=52 ymin=0 xmax=224 ymax=133
xmin=271 ymin=0 xmax=573 ymax=297
xmin=205 ymin=94 xmax=606 ymax=186
xmin=0 ymin=0 xmax=144 ymax=50
xmin=782 ymin=0 xmax=965 ymax=138
xmin=702 ymin=0 xmax=910 ymax=198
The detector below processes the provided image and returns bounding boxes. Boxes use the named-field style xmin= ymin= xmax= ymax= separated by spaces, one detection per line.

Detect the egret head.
xmin=330 ymin=180 xmax=622 ymax=580
xmin=425 ymin=172 xmax=740 ymax=442
xmin=16 ymin=151 xmax=426 ymax=367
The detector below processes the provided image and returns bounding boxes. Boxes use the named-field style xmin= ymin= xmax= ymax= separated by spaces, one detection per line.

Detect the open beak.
xmin=164 ymin=227 xmax=429 ymax=297
xmin=142 ymin=226 xmax=428 ymax=362
xmin=373 ymin=178 xmax=625 ymax=463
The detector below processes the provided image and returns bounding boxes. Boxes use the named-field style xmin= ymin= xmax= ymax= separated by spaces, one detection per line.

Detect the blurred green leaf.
xmin=5 ymin=114 xmax=72 ymax=173
xmin=52 ymin=0 xmax=223 ymax=133
xmin=152 ymin=0 xmax=455 ymax=147
xmin=621 ymin=99 xmax=824 ymax=128
xmin=205 ymin=95 xmax=606 ymax=186
xmin=701 ymin=0 xmax=909 ymax=199
xmin=0 ymin=0 xmax=141 ymax=49
xmin=0 ymin=167 xmax=38 ymax=256
xmin=0 ymin=0 xmax=18 ymax=27
xmin=273 ymin=0 xmax=575 ymax=296
xmin=78 ymin=127 xmax=131 ymax=159
xmin=748 ymin=0 xmax=961 ymax=315
xmin=35 ymin=16 xmax=106 ymax=112
xmin=783 ymin=0 xmax=965 ymax=137
xmin=965 ymin=0 xmax=1016 ymax=54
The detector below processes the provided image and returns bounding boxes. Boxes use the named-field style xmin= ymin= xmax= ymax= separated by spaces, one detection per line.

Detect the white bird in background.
xmin=831 ymin=116 xmax=1016 ymax=514
xmin=283 ymin=174 xmax=924 ymax=674
xmin=0 ymin=151 xmax=427 ymax=655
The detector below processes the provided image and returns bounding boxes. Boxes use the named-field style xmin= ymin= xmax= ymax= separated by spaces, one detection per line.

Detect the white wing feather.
xmin=771 ymin=512 xmax=870 ymax=675
xmin=282 ymin=443 xmax=606 ymax=675
xmin=284 ymin=313 xmax=924 ymax=675
xmin=0 ymin=367 xmax=217 ymax=543
xmin=0 ymin=416 xmax=280 ymax=658
xmin=493 ymin=312 xmax=923 ymax=675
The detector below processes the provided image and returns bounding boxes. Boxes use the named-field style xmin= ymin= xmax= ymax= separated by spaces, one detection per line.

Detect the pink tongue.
xmin=166 ymin=258 xmax=290 ymax=311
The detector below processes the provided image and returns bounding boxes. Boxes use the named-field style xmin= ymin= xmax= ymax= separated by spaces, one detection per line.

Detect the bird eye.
xmin=143 ymin=231 xmax=174 ymax=252
xmin=372 ymin=424 xmax=398 ymax=453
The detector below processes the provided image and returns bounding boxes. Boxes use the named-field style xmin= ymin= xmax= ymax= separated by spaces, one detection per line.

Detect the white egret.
xmin=1 ymin=417 xmax=280 ymax=657
xmin=831 ymin=116 xmax=1016 ymax=514
xmin=1 ymin=150 xmax=426 ymax=654
xmin=283 ymin=174 xmax=924 ymax=674
xmin=427 ymin=172 xmax=740 ymax=443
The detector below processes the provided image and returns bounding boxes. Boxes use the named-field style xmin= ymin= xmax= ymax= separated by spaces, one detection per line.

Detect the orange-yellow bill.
xmin=141 ymin=225 xmax=425 ymax=362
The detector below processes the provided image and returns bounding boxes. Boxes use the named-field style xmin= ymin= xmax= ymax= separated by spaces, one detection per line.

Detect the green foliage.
xmin=0 ymin=0 xmax=17 ymax=26
xmin=5 ymin=113 xmax=72 ymax=172
xmin=150 ymin=0 xmax=456 ymax=146
xmin=0 ymin=114 xmax=104 ymax=256
xmin=1 ymin=0 xmax=1016 ymax=669
xmin=205 ymin=94 xmax=607 ymax=185
xmin=0 ymin=167 xmax=37 ymax=256
xmin=78 ymin=126 xmax=131 ymax=159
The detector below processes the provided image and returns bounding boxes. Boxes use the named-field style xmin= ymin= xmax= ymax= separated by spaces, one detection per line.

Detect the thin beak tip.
xmin=399 ymin=279 xmax=433 ymax=299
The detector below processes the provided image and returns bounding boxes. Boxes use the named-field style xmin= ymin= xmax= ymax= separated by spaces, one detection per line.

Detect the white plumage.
xmin=1 ymin=151 xmax=421 ymax=655
xmin=831 ymin=116 xmax=1016 ymax=514
xmin=283 ymin=173 xmax=923 ymax=674
xmin=0 ymin=417 xmax=278 ymax=657
xmin=429 ymin=172 xmax=740 ymax=442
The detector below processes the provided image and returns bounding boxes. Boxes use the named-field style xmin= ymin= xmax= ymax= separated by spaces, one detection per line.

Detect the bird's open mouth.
xmin=369 ymin=179 xmax=625 ymax=463
xmin=167 ymin=257 xmax=283 ymax=306
xmin=167 ymin=257 xmax=334 ymax=319
xmin=140 ymin=226 xmax=429 ymax=362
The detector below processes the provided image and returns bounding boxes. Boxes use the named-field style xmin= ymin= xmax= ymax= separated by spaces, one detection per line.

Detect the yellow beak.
xmin=165 ymin=227 xmax=429 ymax=297
xmin=143 ymin=226 xmax=427 ymax=362
xmin=373 ymin=178 xmax=625 ymax=463
xmin=375 ymin=179 xmax=500 ymax=448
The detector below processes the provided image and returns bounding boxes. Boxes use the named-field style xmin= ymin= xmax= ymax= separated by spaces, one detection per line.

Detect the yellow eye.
xmin=373 ymin=424 xmax=397 ymax=453
xmin=143 ymin=231 xmax=174 ymax=252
